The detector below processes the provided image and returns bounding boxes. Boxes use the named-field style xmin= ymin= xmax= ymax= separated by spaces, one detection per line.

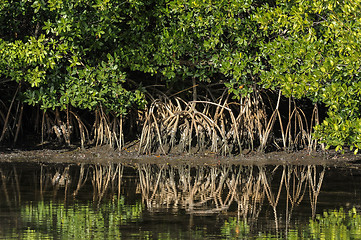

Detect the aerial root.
xmin=138 ymin=92 xmax=269 ymax=155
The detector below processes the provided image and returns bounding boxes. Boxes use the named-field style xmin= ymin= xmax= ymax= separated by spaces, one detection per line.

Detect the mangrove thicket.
xmin=0 ymin=0 xmax=360 ymax=155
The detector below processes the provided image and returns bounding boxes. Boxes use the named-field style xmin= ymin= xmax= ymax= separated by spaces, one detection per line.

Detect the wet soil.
xmin=1 ymin=144 xmax=361 ymax=167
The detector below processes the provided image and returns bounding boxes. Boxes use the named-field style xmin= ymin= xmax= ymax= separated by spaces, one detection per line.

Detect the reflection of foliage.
xmin=221 ymin=218 xmax=249 ymax=239
xmin=308 ymin=208 xmax=361 ymax=240
xmin=8 ymin=196 xmax=143 ymax=239
xmin=223 ymin=208 xmax=361 ymax=239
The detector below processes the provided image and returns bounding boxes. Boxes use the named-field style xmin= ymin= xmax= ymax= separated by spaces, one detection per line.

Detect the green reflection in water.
xmin=221 ymin=217 xmax=250 ymax=239
xmin=308 ymin=208 xmax=361 ymax=240
xmin=221 ymin=208 xmax=361 ymax=239
xmin=4 ymin=196 xmax=209 ymax=240
xmin=7 ymin=196 xmax=143 ymax=239
xmin=4 ymin=200 xmax=361 ymax=240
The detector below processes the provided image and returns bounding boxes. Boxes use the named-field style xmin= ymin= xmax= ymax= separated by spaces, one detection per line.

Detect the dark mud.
xmin=1 ymin=145 xmax=361 ymax=168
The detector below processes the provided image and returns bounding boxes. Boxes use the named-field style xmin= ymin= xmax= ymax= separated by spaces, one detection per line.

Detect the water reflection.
xmin=137 ymin=164 xmax=326 ymax=231
xmin=0 ymin=162 xmax=359 ymax=239
xmin=9 ymin=196 xmax=143 ymax=239
xmin=137 ymin=164 xmax=265 ymax=217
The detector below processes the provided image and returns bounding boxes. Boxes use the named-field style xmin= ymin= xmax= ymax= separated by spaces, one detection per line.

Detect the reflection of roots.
xmin=37 ymin=163 xmax=124 ymax=204
xmin=52 ymin=166 xmax=70 ymax=186
xmin=260 ymin=165 xmax=325 ymax=232
xmin=137 ymin=164 xmax=266 ymax=219
xmin=307 ymin=165 xmax=325 ymax=219
xmin=91 ymin=163 xmax=124 ymax=203
xmin=235 ymin=167 xmax=265 ymax=225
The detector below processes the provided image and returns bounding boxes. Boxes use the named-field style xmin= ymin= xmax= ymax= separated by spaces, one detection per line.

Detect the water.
xmin=0 ymin=162 xmax=361 ymax=239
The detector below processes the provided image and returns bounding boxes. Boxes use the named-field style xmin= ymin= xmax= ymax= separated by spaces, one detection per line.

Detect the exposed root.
xmin=0 ymin=84 xmax=20 ymax=143
xmin=93 ymin=106 xmax=124 ymax=149
xmin=0 ymin=83 xmax=321 ymax=154
xmin=139 ymin=91 xmax=269 ymax=155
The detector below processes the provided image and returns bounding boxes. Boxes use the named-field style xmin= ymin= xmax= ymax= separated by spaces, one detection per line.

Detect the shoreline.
xmin=1 ymin=146 xmax=360 ymax=168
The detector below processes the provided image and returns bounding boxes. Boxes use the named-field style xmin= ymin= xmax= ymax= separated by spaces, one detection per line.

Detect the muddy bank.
xmin=1 ymin=145 xmax=361 ymax=167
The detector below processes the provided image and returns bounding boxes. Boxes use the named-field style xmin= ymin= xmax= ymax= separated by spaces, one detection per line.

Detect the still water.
xmin=0 ymin=161 xmax=361 ymax=239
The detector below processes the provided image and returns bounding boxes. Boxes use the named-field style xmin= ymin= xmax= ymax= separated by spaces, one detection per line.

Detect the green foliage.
xmin=115 ymin=0 xmax=266 ymax=96
xmin=0 ymin=35 xmax=58 ymax=87
xmin=0 ymin=0 xmax=146 ymax=116
xmin=255 ymin=0 xmax=361 ymax=151
xmin=23 ymin=53 xmax=146 ymax=115
xmin=2 ymin=0 xmax=361 ymax=150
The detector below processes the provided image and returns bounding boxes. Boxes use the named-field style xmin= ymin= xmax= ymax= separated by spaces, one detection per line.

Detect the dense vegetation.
xmin=0 ymin=0 xmax=360 ymax=154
